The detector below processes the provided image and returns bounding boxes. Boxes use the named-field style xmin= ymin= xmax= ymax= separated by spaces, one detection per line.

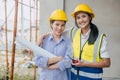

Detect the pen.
xmin=67 ymin=55 xmax=79 ymax=63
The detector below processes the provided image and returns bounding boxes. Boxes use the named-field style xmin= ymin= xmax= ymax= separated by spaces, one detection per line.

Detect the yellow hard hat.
xmin=71 ymin=4 xmax=95 ymax=19
xmin=48 ymin=9 xmax=68 ymax=22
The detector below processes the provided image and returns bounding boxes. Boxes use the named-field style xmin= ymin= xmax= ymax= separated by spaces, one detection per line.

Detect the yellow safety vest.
xmin=71 ymin=27 xmax=105 ymax=62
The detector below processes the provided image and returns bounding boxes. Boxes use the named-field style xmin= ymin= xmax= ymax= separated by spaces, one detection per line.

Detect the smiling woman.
xmin=50 ymin=20 xmax=66 ymax=41
xmin=34 ymin=9 xmax=72 ymax=80
xmin=70 ymin=4 xmax=111 ymax=80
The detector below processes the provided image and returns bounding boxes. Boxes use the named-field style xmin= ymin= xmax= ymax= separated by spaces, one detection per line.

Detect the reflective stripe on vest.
xmin=94 ymin=33 xmax=106 ymax=62
xmin=72 ymin=28 xmax=81 ymax=59
xmin=71 ymin=68 xmax=103 ymax=79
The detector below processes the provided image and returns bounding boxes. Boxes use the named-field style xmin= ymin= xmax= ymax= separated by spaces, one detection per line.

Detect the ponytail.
xmin=88 ymin=23 xmax=99 ymax=44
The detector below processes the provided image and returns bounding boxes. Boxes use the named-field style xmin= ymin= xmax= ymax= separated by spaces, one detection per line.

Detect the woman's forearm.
xmin=47 ymin=56 xmax=63 ymax=65
xmin=73 ymin=58 xmax=111 ymax=68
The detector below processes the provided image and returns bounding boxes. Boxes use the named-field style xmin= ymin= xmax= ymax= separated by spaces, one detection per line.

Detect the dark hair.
xmin=88 ymin=22 xmax=99 ymax=44
xmin=87 ymin=14 xmax=99 ymax=44
xmin=50 ymin=20 xmax=66 ymax=29
xmin=50 ymin=20 xmax=55 ymax=24
xmin=50 ymin=20 xmax=66 ymax=24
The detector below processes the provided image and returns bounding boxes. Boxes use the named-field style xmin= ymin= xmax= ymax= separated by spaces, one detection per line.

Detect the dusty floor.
xmin=0 ymin=50 xmax=35 ymax=80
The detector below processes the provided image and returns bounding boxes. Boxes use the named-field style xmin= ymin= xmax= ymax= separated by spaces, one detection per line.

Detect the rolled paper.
xmin=16 ymin=36 xmax=56 ymax=58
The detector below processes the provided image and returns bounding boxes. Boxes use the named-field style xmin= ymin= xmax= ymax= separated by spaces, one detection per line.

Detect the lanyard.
xmin=76 ymin=33 xmax=87 ymax=80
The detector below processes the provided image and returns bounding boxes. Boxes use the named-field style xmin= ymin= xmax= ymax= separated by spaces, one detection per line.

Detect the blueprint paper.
xmin=16 ymin=36 xmax=56 ymax=58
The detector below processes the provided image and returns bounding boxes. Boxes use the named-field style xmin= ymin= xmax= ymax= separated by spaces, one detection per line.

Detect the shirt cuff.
xmin=57 ymin=60 xmax=71 ymax=71
xmin=36 ymin=57 xmax=49 ymax=68
xmin=57 ymin=61 xmax=65 ymax=71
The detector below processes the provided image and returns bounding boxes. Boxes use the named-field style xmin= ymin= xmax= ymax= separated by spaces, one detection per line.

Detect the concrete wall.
xmin=39 ymin=0 xmax=120 ymax=78
xmin=39 ymin=0 xmax=64 ymax=34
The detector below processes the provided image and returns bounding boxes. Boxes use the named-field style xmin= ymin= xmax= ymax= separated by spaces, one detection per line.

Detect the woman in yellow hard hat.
xmin=35 ymin=9 xmax=72 ymax=80
xmin=70 ymin=4 xmax=111 ymax=80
